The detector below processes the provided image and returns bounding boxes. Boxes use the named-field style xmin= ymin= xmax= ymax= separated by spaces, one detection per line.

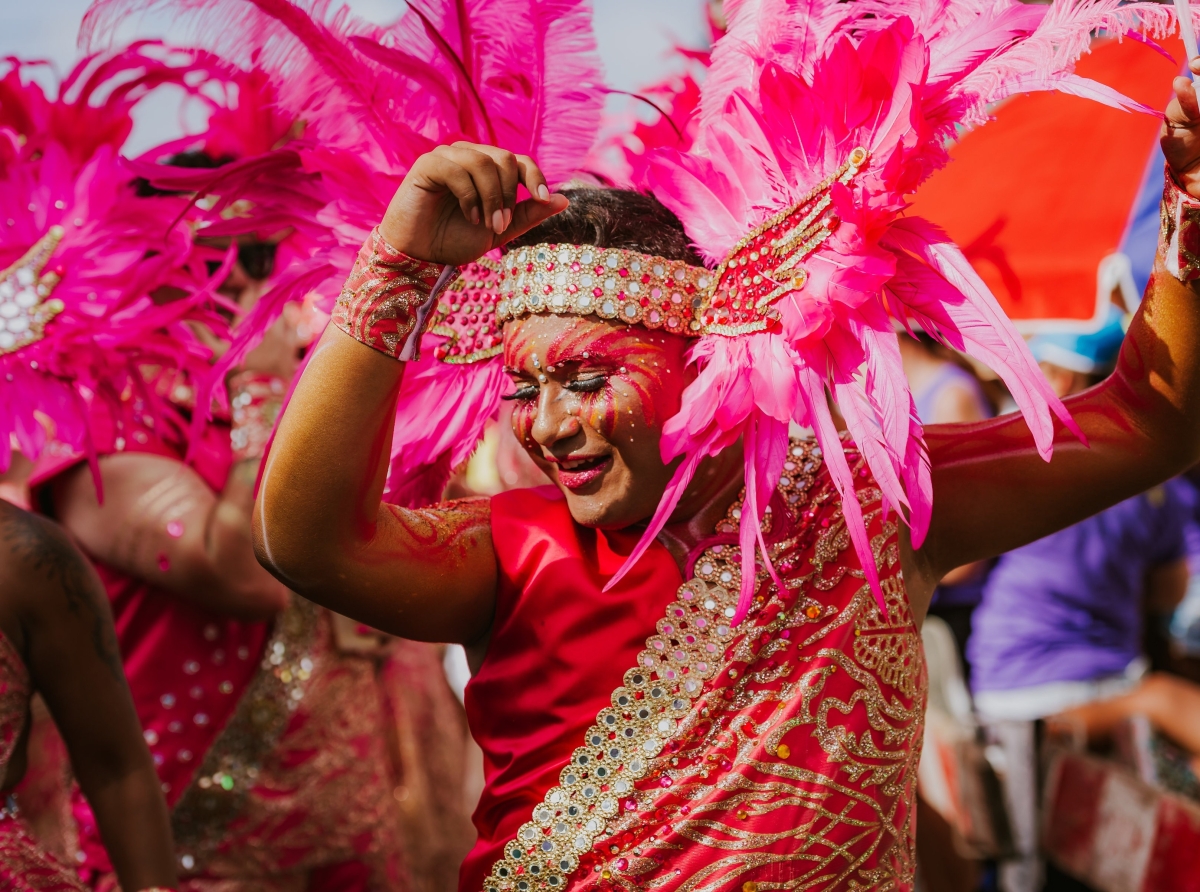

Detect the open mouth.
xmin=555 ymin=455 xmax=613 ymax=490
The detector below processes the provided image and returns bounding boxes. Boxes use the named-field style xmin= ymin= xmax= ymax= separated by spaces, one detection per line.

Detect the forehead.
xmin=501 ymin=316 xmax=680 ymax=367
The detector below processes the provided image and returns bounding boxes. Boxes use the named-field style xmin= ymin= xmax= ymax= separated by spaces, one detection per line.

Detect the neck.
xmin=655 ymin=440 xmax=745 ymax=573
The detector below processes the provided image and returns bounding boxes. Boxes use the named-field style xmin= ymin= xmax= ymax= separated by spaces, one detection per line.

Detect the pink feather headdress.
xmin=622 ymin=0 xmax=1182 ymax=616
xmin=0 ymin=46 xmax=225 ymax=479
xmin=83 ymin=0 xmax=607 ymax=505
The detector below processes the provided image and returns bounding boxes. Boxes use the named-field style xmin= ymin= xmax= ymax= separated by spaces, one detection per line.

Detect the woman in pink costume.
xmin=0 ymin=51 xmax=405 ymax=890
xmin=82 ymin=1 xmax=1200 ymax=890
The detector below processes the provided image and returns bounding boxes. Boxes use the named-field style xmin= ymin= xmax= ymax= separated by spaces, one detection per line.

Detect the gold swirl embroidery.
xmin=483 ymin=438 xmax=925 ymax=892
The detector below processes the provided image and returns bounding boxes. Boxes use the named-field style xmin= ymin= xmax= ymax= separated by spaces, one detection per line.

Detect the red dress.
xmin=0 ymin=631 xmax=87 ymax=892
xmin=463 ymin=438 xmax=925 ymax=892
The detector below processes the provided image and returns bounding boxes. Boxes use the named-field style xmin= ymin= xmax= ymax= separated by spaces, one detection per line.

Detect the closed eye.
xmin=566 ymin=376 xmax=607 ymax=393
xmin=501 ymin=383 xmax=538 ymax=401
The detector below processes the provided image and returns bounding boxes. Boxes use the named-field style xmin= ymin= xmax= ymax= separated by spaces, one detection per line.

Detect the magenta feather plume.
xmin=0 ymin=51 xmax=224 ymax=476
xmin=83 ymin=0 xmax=606 ymax=507
xmin=634 ymin=0 xmax=1183 ymax=618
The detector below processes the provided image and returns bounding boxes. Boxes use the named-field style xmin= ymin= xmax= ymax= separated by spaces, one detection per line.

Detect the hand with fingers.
xmin=380 ymin=142 xmax=569 ymax=266
xmin=1164 ymin=57 xmax=1200 ymax=199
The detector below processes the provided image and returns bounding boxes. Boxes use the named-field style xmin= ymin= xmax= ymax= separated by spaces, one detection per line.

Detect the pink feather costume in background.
xmin=0 ymin=45 xmax=225 ymax=481
xmin=80 ymin=0 xmax=607 ymax=508
xmin=6 ymin=50 xmax=418 ymax=891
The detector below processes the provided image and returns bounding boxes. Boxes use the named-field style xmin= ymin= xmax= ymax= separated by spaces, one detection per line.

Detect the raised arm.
xmin=908 ymin=62 xmax=1200 ymax=602
xmin=0 ymin=503 xmax=176 ymax=890
xmin=253 ymin=143 xmax=567 ymax=643
xmin=51 ymin=449 xmax=289 ymax=620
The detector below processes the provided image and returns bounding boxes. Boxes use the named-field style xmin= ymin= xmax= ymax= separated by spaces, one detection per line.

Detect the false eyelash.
xmin=566 ymin=376 xmax=607 ymax=393
xmin=501 ymin=385 xmax=538 ymax=401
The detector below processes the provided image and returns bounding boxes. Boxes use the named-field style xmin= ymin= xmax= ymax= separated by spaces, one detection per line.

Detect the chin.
xmin=560 ymin=486 xmax=660 ymax=531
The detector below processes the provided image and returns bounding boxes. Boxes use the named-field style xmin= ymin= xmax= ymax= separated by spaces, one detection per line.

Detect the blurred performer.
xmin=970 ymin=311 xmax=1194 ymax=892
xmin=131 ymin=78 xmax=475 ymax=892
xmin=0 ymin=47 xmax=217 ymax=892
xmin=0 ymin=501 xmax=177 ymax=892
xmin=0 ymin=56 xmax=406 ymax=889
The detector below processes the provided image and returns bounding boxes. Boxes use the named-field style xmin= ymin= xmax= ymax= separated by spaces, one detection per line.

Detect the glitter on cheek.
xmin=166 ymin=521 xmax=184 ymax=538
xmin=511 ymin=400 xmax=536 ymax=445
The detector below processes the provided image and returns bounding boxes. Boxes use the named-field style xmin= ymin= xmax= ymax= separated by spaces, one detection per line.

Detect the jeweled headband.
xmin=427 ymin=146 xmax=869 ymax=364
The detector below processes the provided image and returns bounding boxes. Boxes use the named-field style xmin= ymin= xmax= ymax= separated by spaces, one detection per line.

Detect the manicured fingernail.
xmin=492 ymin=209 xmax=504 ymax=233
xmin=504 ymin=208 xmax=513 ymax=230
xmin=537 ymin=184 xmax=550 ymax=201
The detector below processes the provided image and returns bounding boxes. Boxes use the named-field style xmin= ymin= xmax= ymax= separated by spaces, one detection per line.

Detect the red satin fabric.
xmin=460 ymin=486 xmax=683 ymax=892
xmin=30 ymin=409 xmax=269 ymax=875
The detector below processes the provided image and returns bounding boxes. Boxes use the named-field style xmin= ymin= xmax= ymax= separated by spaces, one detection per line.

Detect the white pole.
xmin=1175 ymin=0 xmax=1200 ymax=84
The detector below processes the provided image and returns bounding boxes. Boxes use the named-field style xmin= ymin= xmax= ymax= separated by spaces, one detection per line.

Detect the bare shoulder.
xmin=0 ymin=500 xmax=90 ymax=591
xmin=0 ymin=500 xmax=123 ymax=680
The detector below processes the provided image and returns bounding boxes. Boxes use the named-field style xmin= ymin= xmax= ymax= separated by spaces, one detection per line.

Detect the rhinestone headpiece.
xmin=426 ymin=147 xmax=868 ymax=363
xmin=0 ymin=226 xmax=65 ymax=355
xmin=496 ymin=245 xmax=712 ymax=335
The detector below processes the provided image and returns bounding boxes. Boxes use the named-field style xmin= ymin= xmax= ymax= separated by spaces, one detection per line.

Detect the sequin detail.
xmin=171 ymin=596 xmax=322 ymax=858
xmin=429 ymin=258 xmax=505 ymax=363
xmin=496 ymin=245 xmax=711 ymax=337
xmin=165 ymin=599 xmax=408 ymax=886
xmin=483 ymin=437 xmax=925 ymax=892
xmin=0 ymin=226 xmax=65 ymax=355
xmin=1160 ymin=166 xmax=1200 ymax=285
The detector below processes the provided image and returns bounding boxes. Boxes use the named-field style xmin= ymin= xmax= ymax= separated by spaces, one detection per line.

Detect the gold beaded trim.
xmin=483 ymin=573 xmax=741 ymax=892
xmin=483 ymin=439 xmax=832 ymax=892
xmin=0 ymin=226 xmax=65 ymax=355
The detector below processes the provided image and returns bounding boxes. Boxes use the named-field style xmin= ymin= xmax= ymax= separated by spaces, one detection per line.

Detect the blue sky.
xmin=0 ymin=0 xmax=709 ymax=152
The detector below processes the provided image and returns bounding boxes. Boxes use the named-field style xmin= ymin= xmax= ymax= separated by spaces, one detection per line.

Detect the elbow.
xmin=250 ymin=499 xmax=340 ymax=599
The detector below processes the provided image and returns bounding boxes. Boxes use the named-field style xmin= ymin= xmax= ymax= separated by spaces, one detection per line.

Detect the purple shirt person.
xmin=970 ymin=483 xmax=1189 ymax=700
xmin=970 ymin=308 xmax=1190 ymax=718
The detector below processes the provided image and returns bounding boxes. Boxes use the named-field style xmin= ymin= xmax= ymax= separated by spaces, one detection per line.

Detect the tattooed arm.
xmin=50 ymin=451 xmax=289 ymax=620
xmin=0 ymin=501 xmax=176 ymax=889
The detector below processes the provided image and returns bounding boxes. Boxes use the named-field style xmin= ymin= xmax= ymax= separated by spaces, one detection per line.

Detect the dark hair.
xmin=136 ymin=150 xmax=277 ymax=280
xmin=506 ymin=187 xmax=705 ymax=266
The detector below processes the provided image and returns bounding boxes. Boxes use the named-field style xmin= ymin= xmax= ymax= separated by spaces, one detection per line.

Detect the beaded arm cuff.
xmin=1160 ymin=167 xmax=1200 ymax=285
xmin=332 ymin=227 xmax=460 ymax=361
xmin=229 ymin=371 xmax=286 ymax=463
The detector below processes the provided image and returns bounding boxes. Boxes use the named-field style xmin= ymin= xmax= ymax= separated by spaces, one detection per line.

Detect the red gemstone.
xmin=593 ymin=287 xmax=603 ymax=297
xmin=618 ymin=268 xmax=628 ymax=277
xmin=546 ymin=262 xmax=555 ymax=271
